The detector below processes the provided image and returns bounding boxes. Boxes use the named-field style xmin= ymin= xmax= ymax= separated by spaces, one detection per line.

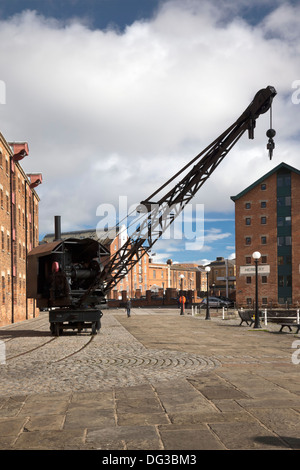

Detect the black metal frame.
xmin=78 ymin=86 xmax=276 ymax=304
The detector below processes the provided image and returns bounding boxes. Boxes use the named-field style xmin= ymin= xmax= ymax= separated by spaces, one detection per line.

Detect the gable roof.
xmin=230 ymin=162 xmax=300 ymax=202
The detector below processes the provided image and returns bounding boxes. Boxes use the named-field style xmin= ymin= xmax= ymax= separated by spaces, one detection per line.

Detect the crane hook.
xmin=266 ymin=103 xmax=275 ymax=160
xmin=266 ymin=128 xmax=276 ymax=160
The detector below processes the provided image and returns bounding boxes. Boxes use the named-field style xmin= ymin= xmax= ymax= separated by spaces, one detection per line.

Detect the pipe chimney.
xmin=54 ymin=215 xmax=62 ymax=241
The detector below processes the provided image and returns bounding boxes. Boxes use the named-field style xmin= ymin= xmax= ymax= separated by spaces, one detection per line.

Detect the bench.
xmin=238 ymin=310 xmax=254 ymax=326
xmin=279 ymin=323 xmax=300 ymax=334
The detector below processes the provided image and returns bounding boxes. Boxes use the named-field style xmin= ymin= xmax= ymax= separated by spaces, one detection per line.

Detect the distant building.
xmin=231 ymin=162 xmax=300 ymax=307
xmin=0 ymin=134 xmax=42 ymax=326
xmin=207 ymin=257 xmax=236 ymax=299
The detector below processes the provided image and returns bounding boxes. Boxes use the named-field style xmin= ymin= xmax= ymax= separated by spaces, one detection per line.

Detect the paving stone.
xmin=0 ymin=436 xmax=17 ymax=448
xmin=24 ymin=414 xmax=65 ymax=432
xmin=0 ymin=417 xmax=28 ymax=436
xmin=86 ymin=425 xmax=161 ymax=450
xmin=117 ymin=411 xmax=170 ymax=426
xmin=159 ymin=427 xmax=225 ymax=450
xmin=195 ymin=385 xmax=248 ymax=400
xmin=14 ymin=429 xmax=86 ymax=450
xmin=247 ymin=408 xmax=300 ymax=449
xmin=209 ymin=421 xmax=290 ymax=450
xmin=19 ymin=397 xmax=70 ymax=416
xmin=236 ymin=397 xmax=300 ymax=409
xmin=169 ymin=410 xmax=255 ymax=425
xmin=64 ymin=408 xmax=116 ymax=429
xmin=0 ymin=398 xmax=25 ymax=418
xmin=213 ymin=399 xmax=246 ymax=412
xmin=71 ymin=390 xmax=114 ymax=405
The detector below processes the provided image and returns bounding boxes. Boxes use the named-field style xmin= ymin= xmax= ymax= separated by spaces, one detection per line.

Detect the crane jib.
xmin=79 ymin=86 xmax=277 ymax=300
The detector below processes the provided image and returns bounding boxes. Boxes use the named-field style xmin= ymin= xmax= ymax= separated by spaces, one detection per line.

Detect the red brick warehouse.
xmin=231 ymin=162 xmax=300 ymax=308
xmin=0 ymin=132 xmax=42 ymax=326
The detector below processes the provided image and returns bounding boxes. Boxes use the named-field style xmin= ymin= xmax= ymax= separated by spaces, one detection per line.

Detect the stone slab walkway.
xmin=0 ymin=309 xmax=299 ymax=450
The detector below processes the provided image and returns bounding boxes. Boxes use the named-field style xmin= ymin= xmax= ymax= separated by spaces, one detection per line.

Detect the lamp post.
xmin=205 ymin=266 xmax=211 ymax=320
xmin=180 ymin=274 xmax=184 ymax=315
xmin=252 ymin=251 xmax=262 ymax=328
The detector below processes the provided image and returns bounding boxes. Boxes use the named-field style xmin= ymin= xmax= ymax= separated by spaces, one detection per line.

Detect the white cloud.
xmin=0 ymin=1 xmax=299 ymax=240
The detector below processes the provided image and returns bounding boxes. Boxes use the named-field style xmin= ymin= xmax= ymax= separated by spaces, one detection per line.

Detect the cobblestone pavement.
xmin=0 ymin=308 xmax=299 ymax=450
xmin=0 ymin=310 xmax=221 ymax=395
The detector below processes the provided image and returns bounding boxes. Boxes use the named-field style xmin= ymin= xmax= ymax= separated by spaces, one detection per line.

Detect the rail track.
xmin=0 ymin=313 xmax=97 ymax=363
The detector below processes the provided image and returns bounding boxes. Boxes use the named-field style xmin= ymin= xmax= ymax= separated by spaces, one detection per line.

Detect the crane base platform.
xmin=49 ymin=308 xmax=103 ymax=336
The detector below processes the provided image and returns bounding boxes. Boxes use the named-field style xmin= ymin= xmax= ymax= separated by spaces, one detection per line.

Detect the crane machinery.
xmin=27 ymin=85 xmax=276 ymax=335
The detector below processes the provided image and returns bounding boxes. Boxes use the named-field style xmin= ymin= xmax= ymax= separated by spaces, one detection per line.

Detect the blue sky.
xmin=0 ymin=0 xmax=299 ymax=265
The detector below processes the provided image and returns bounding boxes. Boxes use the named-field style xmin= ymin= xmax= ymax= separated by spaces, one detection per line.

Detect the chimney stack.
xmin=54 ymin=215 xmax=61 ymax=241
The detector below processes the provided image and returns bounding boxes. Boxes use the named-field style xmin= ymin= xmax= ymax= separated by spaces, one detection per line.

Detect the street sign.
xmin=217 ymin=276 xmax=236 ymax=281
xmin=240 ymin=265 xmax=270 ymax=275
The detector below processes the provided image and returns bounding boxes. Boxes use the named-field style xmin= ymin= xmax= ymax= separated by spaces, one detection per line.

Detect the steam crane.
xmin=27 ymin=86 xmax=276 ymax=335
xmin=79 ymin=85 xmax=277 ymax=302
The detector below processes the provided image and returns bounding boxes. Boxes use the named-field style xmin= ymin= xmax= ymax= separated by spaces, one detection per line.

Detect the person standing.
xmin=126 ymin=299 xmax=131 ymax=317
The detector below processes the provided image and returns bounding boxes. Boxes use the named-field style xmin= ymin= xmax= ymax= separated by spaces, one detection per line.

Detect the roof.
xmin=28 ymin=237 xmax=110 ymax=258
xmin=230 ymin=162 xmax=300 ymax=202
xmin=42 ymin=227 xmax=119 ymax=245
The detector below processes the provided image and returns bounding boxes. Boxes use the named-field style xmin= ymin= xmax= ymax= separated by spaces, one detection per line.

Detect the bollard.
xmin=297 ymin=309 xmax=299 ymax=324
xmin=264 ymin=308 xmax=267 ymax=326
xmin=222 ymin=307 xmax=225 ymax=320
xmin=0 ymin=340 xmax=5 ymax=365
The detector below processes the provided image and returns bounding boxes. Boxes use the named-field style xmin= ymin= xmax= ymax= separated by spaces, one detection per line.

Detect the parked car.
xmin=216 ymin=296 xmax=234 ymax=307
xmin=200 ymin=296 xmax=233 ymax=308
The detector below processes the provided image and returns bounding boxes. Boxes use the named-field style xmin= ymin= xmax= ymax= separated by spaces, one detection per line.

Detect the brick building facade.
xmin=0 ymin=133 xmax=41 ymax=326
xmin=208 ymin=257 xmax=236 ymax=299
xmin=231 ymin=162 xmax=300 ymax=307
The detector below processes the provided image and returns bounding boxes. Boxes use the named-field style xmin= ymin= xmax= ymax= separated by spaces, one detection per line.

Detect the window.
xmin=261 ymin=216 xmax=266 ymax=225
xmin=278 ymin=236 xmax=292 ymax=246
xmin=262 ymin=298 xmax=268 ymax=304
xmin=246 ymin=277 xmax=251 ymax=284
xmin=262 ymin=276 xmax=267 ymax=284
xmin=261 ymin=236 xmax=267 ymax=244
xmin=261 ymin=256 xmax=267 ymax=264
xmin=246 ymin=256 xmax=251 ymax=264
xmin=261 ymin=201 xmax=267 ymax=208
xmin=245 ymin=217 xmax=251 ymax=225
xmin=1 ymin=276 xmax=5 ymax=304
xmin=278 ymin=216 xmax=284 ymax=227
xmin=278 ymin=275 xmax=292 ymax=288
xmin=277 ymin=196 xmax=291 ymax=206
xmin=245 ymin=202 xmax=251 ymax=209
xmin=261 ymin=183 xmax=266 ymax=190
xmin=278 ymin=175 xmax=291 ymax=187
xmin=277 ymin=237 xmax=284 ymax=246
xmin=285 ymin=216 xmax=291 ymax=226
xmin=246 ymin=298 xmax=252 ymax=305
xmin=245 ymin=237 xmax=251 ymax=245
